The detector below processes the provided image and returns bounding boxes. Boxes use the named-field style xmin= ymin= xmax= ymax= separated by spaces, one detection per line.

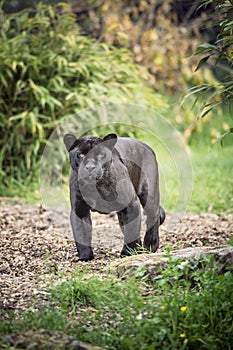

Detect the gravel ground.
xmin=0 ymin=200 xmax=232 ymax=315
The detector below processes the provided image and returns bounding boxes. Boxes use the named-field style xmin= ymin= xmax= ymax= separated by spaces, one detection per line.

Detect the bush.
xmin=0 ymin=2 xmax=162 ymax=189
xmin=184 ymin=0 xmax=233 ymax=144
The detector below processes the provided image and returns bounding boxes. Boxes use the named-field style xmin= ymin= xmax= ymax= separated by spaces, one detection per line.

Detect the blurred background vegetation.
xmin=0 ymin=0 xmax=232 ymax=213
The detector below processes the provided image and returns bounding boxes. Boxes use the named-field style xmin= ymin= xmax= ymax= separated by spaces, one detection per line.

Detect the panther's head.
xmin=63 ymin=133 xmax=118 ymax=180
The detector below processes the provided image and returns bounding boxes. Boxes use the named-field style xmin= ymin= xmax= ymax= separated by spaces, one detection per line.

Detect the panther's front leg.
xmin=70 ymin=202 xmax=94 ymax=261
xmin=143 ymin=222 xmax=159 ymax=253
xmin=117 ymin=197 xmax=142 ymax=256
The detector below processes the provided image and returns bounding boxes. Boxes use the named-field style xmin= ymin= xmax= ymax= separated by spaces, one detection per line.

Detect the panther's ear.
xmin=102 ymin=133 xmax=118 ymax=150
xmin=63 ymin=133 xmax=77 ymax=151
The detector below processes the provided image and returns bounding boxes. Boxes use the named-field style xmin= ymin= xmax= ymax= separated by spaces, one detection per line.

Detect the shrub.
xmin=184 ymin=0 xmax=233 ymax=144
xmin=0 ymin=2 xmax=162 ymax=189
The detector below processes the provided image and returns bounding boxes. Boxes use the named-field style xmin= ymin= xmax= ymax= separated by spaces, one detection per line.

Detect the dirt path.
xmin=0 ymin=201 xmax=232 ymax=317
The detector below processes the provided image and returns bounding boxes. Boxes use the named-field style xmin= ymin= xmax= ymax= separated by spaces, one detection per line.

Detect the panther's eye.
xmin=98 ymin=153 xmax=106 ymax=161
xmin=79 ymin=153 xmax=85 ymax=158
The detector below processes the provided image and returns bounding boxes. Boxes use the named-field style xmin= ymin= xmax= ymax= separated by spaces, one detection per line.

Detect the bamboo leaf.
xmin=194 ymin=43 xmax=218 ymax=55
xmin=29 ymin=112 xmax=37 ymax=135
xmin=194 ymin=56 xmax=211 ymax=72
xmin=213 ymin=128 xmax=233 ymax=146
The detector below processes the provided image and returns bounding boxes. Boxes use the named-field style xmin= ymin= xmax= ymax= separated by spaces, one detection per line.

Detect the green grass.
xmin=157 ymin=142 xmax=233 ymax=214
xmin=139 ymin=128 xmax=233 ymax=215
xmin=156 ymin=95 xmax=233 ymax=214
xmin=184 ymin=110 xmax=233 ymax=214
xmin=190 ymin=145 xmax=233 ymax=213
xmin=1 ymin=257 xmax=233 ymax=349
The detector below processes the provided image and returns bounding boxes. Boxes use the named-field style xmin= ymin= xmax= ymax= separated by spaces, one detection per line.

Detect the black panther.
xmin=64 ymin=133 xmax=165 ymax=261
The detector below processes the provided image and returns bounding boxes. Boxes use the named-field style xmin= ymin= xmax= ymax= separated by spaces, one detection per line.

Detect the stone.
xmin=3 ymin=329 xmax=105 ymax=350
xmin=111 ymin=245 xmax=233 ymax=279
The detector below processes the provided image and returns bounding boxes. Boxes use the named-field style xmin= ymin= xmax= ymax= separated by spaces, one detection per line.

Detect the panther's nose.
xmin=85 ymin=163 xmax=96 ymax=173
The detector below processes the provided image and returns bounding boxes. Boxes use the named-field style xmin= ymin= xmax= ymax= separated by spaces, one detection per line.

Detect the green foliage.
xmin=186 ymin=0 xmax=233 ymax=142
xmin=0 ymin=2 xmax=162 ymax=189
xmin=2 ymin=0 xmax=223 ymax=93
xmin=1 ymin=257 xmax=233 ymax=349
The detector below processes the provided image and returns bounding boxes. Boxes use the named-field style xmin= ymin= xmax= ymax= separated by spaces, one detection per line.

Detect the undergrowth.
xmin=1 ymin=256 xmax=233 ymax=349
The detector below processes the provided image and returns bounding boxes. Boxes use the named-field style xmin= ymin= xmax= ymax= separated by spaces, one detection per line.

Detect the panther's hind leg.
xmin=138 ymin=179 xmax=161 ymax=253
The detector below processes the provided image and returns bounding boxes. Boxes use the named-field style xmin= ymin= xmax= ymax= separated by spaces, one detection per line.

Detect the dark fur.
xmin=64 ymin=133 xmax=165 ymax=261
